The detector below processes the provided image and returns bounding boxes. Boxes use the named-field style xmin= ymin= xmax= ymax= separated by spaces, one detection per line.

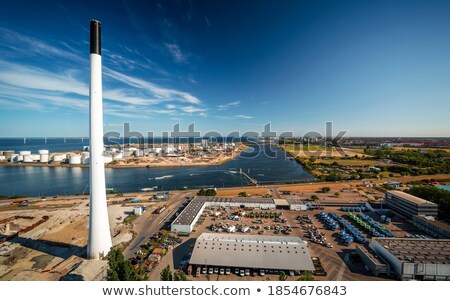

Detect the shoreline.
xmin=0 ymin=145 xmax=248 ymax=169
xmin=2 ymin=173 xmax=450 ymax=200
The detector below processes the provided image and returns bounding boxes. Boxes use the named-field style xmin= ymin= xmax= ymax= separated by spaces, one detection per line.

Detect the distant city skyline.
xmin=0 ymin=0 xmax=450 ymax=137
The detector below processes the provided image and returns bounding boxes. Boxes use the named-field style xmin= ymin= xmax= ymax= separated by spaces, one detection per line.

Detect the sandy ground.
xmin=216 ymin=187 xmax=271 ymax=197
xmin=0 ymin=197 xmax=134 ymax=281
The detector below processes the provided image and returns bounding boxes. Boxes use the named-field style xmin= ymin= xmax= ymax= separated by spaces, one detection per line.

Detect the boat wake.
xmin=155 ymin=175 xmax=174 ymax=180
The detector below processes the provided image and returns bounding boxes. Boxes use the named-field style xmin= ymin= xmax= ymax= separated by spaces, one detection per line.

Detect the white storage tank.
xmin=113 ymin=152 xmax=123 ymax=159
xmin=23 ymin=155 xmax=33 ymax=162
xmin=30 ymin=154 xmax=40 ymax=161
xmin=40 ymin=154 xmax=49 ymax=163
xmin=82 ymin=155 xmax=90 ymax=164
xmin=19 ymin=150 xmax=31 ymax=156
xmin=38 ymin=150 xmax=49 ymax=155
xmin=15 ymin=155 xmax=24 ymax=162
xmin=123 ymin=151 xmax=133 ymax=157
xmin=0 ymin=155 xmax=5 ymax=161
xmin=52 ymin=154 xmax=65 ymax=162
xmin=69 ymin=155 xmax=82 ymax=164
xmin=104 ymin=155 xmax=113 ymax=164
xmin=3 ymin=151 xmax=15 ymax=160
xmin=133 ymin=207 xmax=143 ymax=216
xmin=9 ymin=154 xmax=18 ymax=162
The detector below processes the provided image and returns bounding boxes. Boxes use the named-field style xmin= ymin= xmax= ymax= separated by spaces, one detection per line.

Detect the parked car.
xmin=259 ymin=269 xmax=265 ymax=276
xmin=219 ymin=267 xmax=225 ymax=275
xmin=240 ymin=270 xmax=245 ymax=277
xmin=208 ymin=267 xmax=214 ymax=274
xmin=214 ymin=267 xmax=219 ymax=274
xmin=225 ymin=268 xmax=231 ymax=275
xmin=202 ymin=266 xmax=207 ymax=274
xmin=235 ymin=268 xmax=239 ymax=275
xmin=245 ymin=269 xmax=250 ymax=276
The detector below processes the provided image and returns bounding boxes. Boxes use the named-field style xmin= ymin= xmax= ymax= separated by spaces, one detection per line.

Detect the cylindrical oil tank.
xmin=103 ymin=155 xmax=113 ymax=164
xmin=69 ymin=155 xmax=82 ymax=164
xmin=15 ymin=155 xmax=24 ymax=162
xmin=82 ymin=155 xmax=90 ymax=164
xmin=3 ymin=151 xmax=14 ymax=160
xmin=19 ymin=150 xmax=31 ymax=156
xmin=9 ymin=154 xmax=18 ymax=162
xmin=113 ymin=152 xmax=123 ymax=159
xmin=52 ymin=154 xmax=64 ymax=162
xmin=40 ymin=154 xmax=49 ymax=163
xmin=0 ymin=155 xmax=5 ymax=161
xmin=23 ymin=155 xmax=33 ymax=162
xmin=30 ymin=154 xmax=40 ymax=161
xmin=38 ymin=149 xmax=49 ymax=155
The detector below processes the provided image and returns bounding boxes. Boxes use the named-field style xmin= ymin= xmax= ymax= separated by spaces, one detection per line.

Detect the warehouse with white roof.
xmin=189 ymin=233 xmax=315 ymax=274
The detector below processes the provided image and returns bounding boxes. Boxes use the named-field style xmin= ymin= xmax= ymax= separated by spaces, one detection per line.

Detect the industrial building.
xmin=411 ymin=215 xmax=450 ymax=239
xmin=384 ymin=190 xmax=438 ymax=218
xmin=355 ymin=245 xmax=390 ymax=277
xmin=366 ymin=238 xmax=450 ymax=280
xmin=170 ymin=196 xmax=309 ymax=233
xmin=189 ymin=233 xmax=315 ymax=274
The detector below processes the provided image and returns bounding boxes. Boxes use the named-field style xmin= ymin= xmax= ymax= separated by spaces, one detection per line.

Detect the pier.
xmin=239 ymin=168 xmax=258 ymax=186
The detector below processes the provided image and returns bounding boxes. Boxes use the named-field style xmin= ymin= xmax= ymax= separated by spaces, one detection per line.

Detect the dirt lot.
xmin=216 ymin=187 xmax=271 ymax=197
xmin=0 ymin=197 xmax=135 ymax=280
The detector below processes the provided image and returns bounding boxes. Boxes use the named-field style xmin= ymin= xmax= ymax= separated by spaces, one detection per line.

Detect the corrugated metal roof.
xmin=189 ymin=233 xmax=315 ymax=271
xmin=374 ymin=238 xmax=450 ymax=264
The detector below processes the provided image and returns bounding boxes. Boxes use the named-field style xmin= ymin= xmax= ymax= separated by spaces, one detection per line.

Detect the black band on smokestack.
xmin=90 ymin=19 xmax=101 ymax=55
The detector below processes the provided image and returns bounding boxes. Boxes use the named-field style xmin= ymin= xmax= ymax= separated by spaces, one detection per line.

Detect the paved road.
xmin=270 ymin=187 xmax=281 ymax=198
xmin=123 ymin=191 xmax=193 ymax=259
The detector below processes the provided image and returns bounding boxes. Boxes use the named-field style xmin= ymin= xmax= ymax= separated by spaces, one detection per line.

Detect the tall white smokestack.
xmin=87 ymin=19 xmax=112 ymax=260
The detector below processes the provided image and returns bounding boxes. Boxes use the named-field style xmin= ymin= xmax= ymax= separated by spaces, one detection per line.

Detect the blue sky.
xmin=0 ymin=0 xmax=449 ymax=137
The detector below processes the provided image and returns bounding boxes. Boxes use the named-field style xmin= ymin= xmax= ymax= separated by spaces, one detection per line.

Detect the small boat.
xmin=140 ymin=188 xmax=154 ymax=192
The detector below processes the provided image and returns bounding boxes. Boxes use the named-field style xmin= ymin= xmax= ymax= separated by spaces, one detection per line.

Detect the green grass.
xmin=283 ymin=145 xmax=331 ymax=152
xmin=314 ymin=159 xmax=392 ymax=166
xmin=123 ymin=214 xmax=138 ymax=225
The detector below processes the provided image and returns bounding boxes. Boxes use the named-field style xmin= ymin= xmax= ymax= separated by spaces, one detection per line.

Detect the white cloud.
xmin=165 ymin=43 xmax=187 ymax=63
xmin=180 ymin=105 xmax=207 ymax=113
xmin=0 ymin=28 xmax=207 ymax=120
xmin=103 ymin=68 xmax=201 ymax=105
xmin=214 ymin=114 xmax=254 ymax=120
xmin=0 ymin=27 xmax=85 ymax=63
xmin=217 ymin=101 xmax=241 ymax=110
xmin=235 ymin=114 xmax=254 ymax=119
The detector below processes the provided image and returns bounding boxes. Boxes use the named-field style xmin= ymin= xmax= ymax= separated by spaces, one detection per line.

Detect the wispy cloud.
xmin=235 ymin=114 xmax=254 ymax=119
xmin=214 ymin=114 xmax=254 ymax=120
xmin=165 ymin=43 xmax=187 ymax=63
xmin=217 ymin=101 xmax=241 ymax=111
xmin=205 ymin=16 xmax=211 ymax=27
xmin=0 ymin=27 xmax=85 ymax=64
xmin=0 ymin=27 xmax=206 ymax=119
